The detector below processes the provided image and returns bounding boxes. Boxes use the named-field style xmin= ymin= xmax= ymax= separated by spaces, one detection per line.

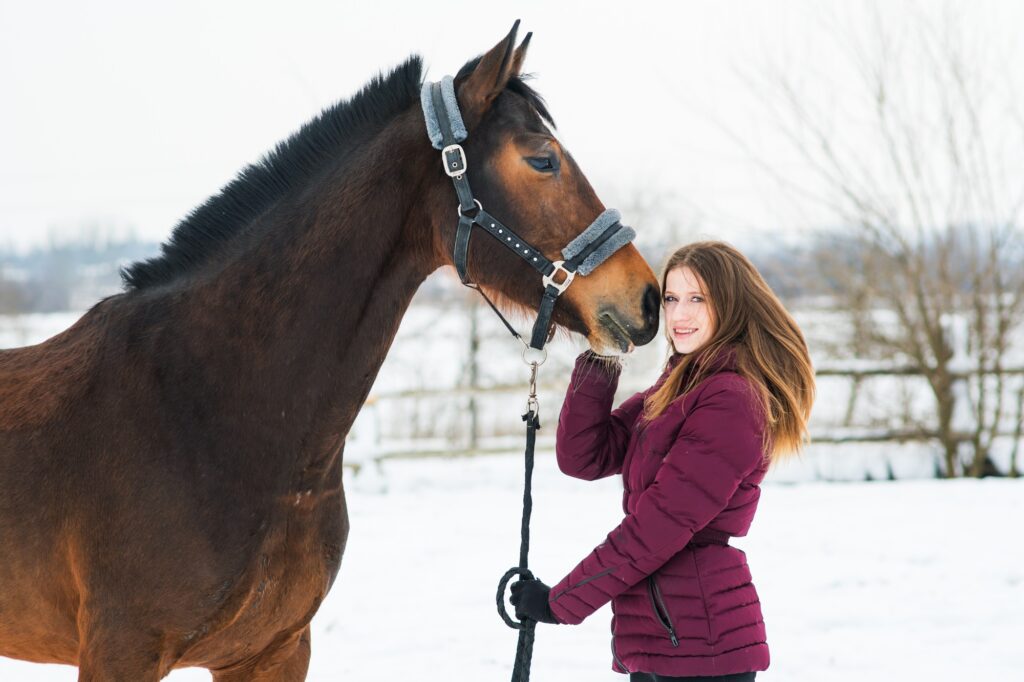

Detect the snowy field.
xmin=0 ymin=454 xmax=1021 ymax=681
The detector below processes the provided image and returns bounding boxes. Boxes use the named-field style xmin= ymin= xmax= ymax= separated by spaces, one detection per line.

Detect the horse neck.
xmin=166 ymin=114 xmax=444 ymax=465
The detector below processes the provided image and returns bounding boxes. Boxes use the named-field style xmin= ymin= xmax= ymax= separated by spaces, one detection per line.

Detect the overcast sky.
xmin=1 ymin=0 xmax=1021 ymax=254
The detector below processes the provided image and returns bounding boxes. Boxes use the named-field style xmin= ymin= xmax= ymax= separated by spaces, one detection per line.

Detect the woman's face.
xmin=663 ymin=266 xmax=715 ymax=354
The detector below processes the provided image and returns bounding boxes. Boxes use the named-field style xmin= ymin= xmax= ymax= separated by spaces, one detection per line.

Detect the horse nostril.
xmin=642 ymin=284 xmax=660 ymax=328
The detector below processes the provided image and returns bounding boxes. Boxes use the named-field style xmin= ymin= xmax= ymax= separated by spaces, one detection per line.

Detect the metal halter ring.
xmin=457 ymin=199 xmax=483 ymax=217
xmin=542 ymin=260 xmax=576 ymax=295
xmin=522 ymin=345 xmax=547 ymax=366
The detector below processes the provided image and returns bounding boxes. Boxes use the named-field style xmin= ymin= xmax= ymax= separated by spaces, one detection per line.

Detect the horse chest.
xmin=241 ymin=492 xmax=344 ymax=614
xmin=184 ymin=488 xmax=347 ymax=666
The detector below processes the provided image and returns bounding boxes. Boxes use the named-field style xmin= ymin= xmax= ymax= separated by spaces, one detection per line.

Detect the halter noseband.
xmin=421 ymin=76 xmax=636 ymax=353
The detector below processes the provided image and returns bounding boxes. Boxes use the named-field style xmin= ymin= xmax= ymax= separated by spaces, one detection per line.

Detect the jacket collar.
xmin=666 ymin=344 xmax=738 ymax=375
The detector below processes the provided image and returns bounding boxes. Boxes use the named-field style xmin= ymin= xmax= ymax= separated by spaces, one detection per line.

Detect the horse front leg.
xmin=211 ymin=624 xmax=312 ymax=682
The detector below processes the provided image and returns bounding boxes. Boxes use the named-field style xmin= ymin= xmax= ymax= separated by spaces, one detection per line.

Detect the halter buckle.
xmin=542 ymin=260 xmax=576 ymax=295
xmin=442 ymin=144 xmax=467 ymax=178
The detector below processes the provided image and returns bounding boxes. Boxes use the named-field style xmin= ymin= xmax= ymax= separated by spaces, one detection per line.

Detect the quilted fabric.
xmin=548 ymin=348 xmax=770 ymax=677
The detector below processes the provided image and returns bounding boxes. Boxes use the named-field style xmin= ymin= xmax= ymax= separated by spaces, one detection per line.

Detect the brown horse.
xmin=0 ymin=24 xmax=659 ymax=680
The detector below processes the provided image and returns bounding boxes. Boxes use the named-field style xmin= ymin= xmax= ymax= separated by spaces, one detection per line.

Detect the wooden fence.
xmin=350 ymin=366 xmax=1024 ymax=470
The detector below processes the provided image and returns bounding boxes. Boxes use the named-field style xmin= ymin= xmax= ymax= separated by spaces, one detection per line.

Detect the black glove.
xmin=509 ymin=578 xmax=558 ymax=624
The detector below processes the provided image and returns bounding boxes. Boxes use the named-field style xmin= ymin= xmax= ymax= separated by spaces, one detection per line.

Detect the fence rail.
xmin=814 ymin=366 xmax=1024 ymax=378
xmin=351 ymin=365 xmax=1024 ymax=464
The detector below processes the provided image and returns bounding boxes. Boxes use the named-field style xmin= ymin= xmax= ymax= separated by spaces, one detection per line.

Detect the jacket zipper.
xmin=610 ymin=638 xmax=629 ymax=673
xmin=647 ymin=576 xmax=679 ymax=647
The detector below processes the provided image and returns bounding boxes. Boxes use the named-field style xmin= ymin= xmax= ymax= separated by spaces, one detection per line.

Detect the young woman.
xmin=511 ymin=241 xmax=815 ymax=681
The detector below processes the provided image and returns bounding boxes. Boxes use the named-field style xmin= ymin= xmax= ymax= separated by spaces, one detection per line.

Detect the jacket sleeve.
xmin=555 ymin=352 xmax=647 ymax=482
xmin=548 ymin=378 xmax=766 ymax=625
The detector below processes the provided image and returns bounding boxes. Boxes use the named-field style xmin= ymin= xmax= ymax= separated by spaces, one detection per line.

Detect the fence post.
xmin=466 ymin=298 xmax=480 ymax=452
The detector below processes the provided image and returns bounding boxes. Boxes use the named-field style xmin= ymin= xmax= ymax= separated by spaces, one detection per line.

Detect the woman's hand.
xmin=509 ymin=578 xmax=558 ymax=624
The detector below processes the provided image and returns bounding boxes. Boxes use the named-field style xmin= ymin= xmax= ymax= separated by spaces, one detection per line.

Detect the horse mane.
xmin=121 ymin=56 xmax=425 ymax=291
xmin=121 ymin=54 xmax=553 ymax=292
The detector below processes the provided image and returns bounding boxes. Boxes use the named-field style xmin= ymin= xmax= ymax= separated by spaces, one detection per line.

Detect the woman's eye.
xmin=691 ymin=296 xmax=704 ymax=303
xmin=526 ymin=156 xmax=558 ymax=172
xmin=663 ymin=295 xmax=677 ymax=304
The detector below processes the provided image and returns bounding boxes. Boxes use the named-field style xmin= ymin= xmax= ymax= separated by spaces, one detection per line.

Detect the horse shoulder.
xmin=0 ymin=312 xmax=105 ymax=430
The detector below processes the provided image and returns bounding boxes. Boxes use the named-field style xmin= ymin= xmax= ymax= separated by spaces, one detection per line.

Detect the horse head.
xmin=424 ymin=23 xmax=661 ymax=355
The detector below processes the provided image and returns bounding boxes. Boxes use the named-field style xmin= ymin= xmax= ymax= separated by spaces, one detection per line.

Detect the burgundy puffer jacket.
xmin=548 ymin=348 xmax=770 ymax=677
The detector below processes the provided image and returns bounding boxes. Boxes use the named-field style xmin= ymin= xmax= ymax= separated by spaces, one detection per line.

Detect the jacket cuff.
xmin=569 ymin=351 xmax=622 ymax=396
xmin=548 ymin=586 xmax=584 ymax=625
xmin=546 ymin=591 xmax=566 ymax=624
xmin=547 ymin=569 xmax=603 ymax=625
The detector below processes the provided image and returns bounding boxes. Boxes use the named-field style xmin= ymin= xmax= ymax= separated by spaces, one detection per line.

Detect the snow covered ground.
xmin=0 ymin=453 xmax=1020 ymax=681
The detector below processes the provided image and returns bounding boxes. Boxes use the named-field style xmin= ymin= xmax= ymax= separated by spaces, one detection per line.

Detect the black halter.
xmin=423 ymin=77 xmax=635 ymax=353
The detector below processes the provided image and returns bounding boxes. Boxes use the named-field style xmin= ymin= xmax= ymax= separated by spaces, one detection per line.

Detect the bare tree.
xmin=745 ymin=4 xmax=1024 ymax=477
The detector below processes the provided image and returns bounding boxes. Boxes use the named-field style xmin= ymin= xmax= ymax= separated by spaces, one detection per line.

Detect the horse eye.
xmin=526 ymin=155 xmax=558 ymax=173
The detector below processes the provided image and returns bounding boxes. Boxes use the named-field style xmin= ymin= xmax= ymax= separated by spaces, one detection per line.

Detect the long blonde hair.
xmin=643 ymin=241 xmax=815 ymax=460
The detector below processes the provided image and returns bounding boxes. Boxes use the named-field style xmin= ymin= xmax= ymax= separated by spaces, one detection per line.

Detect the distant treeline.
xmin=0 ymin=234 xmax=819 ymax=315
xmin=0 ymin=239 xmax=160 ymax=314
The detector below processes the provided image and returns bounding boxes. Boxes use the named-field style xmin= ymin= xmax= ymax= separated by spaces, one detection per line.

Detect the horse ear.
xmin=509 ymin=31 xmax=531 ymax=76
xmin=457 ymin=21 xmax=523 ymax=128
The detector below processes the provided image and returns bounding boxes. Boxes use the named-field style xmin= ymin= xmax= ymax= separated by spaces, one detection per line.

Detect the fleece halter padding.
xmin=421 ymin=76 xmax=467 ymax=149
xmin=561 ymin=209 xmax=636 ymax=276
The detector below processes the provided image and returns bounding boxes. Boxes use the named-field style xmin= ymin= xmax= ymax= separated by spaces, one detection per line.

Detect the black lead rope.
xmin=494 ymin=409 xmax=540 ymax=682
xmin=495 ymin=364 xmax=541 ymax=682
